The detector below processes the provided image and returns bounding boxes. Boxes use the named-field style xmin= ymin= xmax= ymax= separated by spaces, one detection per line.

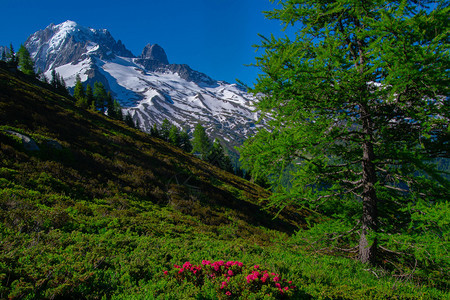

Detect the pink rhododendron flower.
xmin=261 ymin=273 xmax=269 ymax=283
xmin=246 ymin=275 xmax=253 ymax=283
xmin=167 ymin=259 xmax=296 ymax=296
xmin=183 ymin=261 xmax=192 ymax=270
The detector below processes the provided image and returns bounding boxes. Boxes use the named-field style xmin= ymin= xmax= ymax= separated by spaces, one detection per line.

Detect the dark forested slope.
xmin=0 ymin=62 xmax=310 ymax=298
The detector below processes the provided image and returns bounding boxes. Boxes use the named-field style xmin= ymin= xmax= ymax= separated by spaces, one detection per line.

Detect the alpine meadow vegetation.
xmin=240 ymin=0 xmax=449 ymax=279
xmin=2 ymin=56 xmax=448 ymax=299
xmin=0 ymin=0 xmax=449 ymax=297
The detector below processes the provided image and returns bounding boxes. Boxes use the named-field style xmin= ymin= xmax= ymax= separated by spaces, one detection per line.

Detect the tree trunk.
xmin=359 ymin=105 xmax=379 ymax=265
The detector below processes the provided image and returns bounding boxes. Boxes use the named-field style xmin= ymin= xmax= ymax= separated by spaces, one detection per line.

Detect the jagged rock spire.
xmin=141 ymin=44 xmax=169 ymax=65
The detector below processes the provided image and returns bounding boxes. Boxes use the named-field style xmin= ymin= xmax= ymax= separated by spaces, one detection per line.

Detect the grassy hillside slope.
xmin=0 ymin=64 xmax=448 ymax=299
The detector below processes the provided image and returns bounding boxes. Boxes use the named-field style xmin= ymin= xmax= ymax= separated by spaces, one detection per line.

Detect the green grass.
xmin=0 ymin=63 xmax=448 ymax=299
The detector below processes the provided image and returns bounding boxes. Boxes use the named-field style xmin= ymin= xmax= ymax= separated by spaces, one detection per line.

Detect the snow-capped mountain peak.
xmin=24 ymin=21 xmax=261 ymax=151
xmin=26 ymin=20 xmax=133 ymax=72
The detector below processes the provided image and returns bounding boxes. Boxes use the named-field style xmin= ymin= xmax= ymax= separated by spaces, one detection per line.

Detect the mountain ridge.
xmin=23 ymin=20 xmax=260 ymax=152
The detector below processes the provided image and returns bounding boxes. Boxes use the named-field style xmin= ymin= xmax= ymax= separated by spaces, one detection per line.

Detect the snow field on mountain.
xmin=101 ymin=58 xmax=257 ymax=119
xmin=45 ymin=59 xmax=91 ymax=86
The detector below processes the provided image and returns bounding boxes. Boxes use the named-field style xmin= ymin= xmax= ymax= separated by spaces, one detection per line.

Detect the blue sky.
xmin=0 ymin=0 xmax=293 ymax=86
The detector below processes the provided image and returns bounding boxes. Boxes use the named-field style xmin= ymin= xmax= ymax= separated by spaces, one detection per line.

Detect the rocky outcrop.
xmin=4 ymin=130 xmax=64 ymax=152
xmin=4 ymin=130 xmax=40 ymax=151
xmin=141 ymin=44 xmax=169 ymax=64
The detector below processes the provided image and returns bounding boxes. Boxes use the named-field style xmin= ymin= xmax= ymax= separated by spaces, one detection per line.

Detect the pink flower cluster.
xmin=170 ymin=261 xmax=203 ymax=276
xmin=165 ymin=261 xmax=206 ymax=287
xmin=202 ymin=260 xmax=243 ymax=273
xmin=246 ymin=265 xmax=295 ymax=295
xmin=164 ymin=260 xmax=296 ymax=298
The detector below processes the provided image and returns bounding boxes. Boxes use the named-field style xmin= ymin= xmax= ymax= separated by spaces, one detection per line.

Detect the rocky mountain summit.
xmin=24 ymin=21 xmax=260 ymax=148
xmin=25 ymin=21 xmax=133 ymax=72
xmin=140 ymin=43 xmax=169 ymax=64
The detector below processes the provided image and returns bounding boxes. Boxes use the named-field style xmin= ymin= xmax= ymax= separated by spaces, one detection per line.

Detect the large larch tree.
xmin=240 ymin=0 xmax=449 ymax=265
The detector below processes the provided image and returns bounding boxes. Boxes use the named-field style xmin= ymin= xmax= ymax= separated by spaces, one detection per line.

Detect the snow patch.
xmin=44 ymin=58 xmax=91 ymax=86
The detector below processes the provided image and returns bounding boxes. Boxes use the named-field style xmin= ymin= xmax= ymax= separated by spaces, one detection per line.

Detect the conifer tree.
xmin=124 ymin=112 xmax=135 ymax=128
xmin=58 ymin=74 xmax=68 ymax=96
xmin=106 ymin=92 xmax=115 ymax=118
xmin=85 ymin=84 xmax=95 ymax=110
xmin=113 ymin=99 xmax=123 ymax=120
xmin=192 ymin=123 xmax=212 ymax=160
xmin=73 ymin=74 xmax=85 ymax=103
xmin=150 ymin=123 xmax=160 ymax=138
xmin=160 ymin=119 xmax=171 ymax=141
xmin=179 ymin=129 xmax=192 ymax=152
xmin=6 ymin=44 xmax=17 ymax=68
xmin=75 ymin=96 xmax=88 ymax=109
xmin=48 ymin=70 xmax=68 ymax=95
xmin=50 ymin=69 xmax=58 ymax=88
xmin=93 ymin=82 xmax=107 ymax=113
xmin=207 ymin=139 xmax=233 ymax=172
xmin=168 ymin=125 xmax=181 ymax=147
xmin=17 ymin=44 xmax=35 ymax=76
xmin=240 ymin=0 xmax=449 ymax=265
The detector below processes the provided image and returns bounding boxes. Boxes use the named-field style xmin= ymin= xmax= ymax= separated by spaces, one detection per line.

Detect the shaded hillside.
xmin=0 ymin=62 xmax=310 ymax=298
xmin=0 ymin=62 xmax=308 ymax=232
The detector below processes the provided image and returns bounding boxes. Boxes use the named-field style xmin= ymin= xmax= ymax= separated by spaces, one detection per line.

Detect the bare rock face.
xmin=134 ymin=44 xmax=170 ymax=74
xmin=141 ymin=44 xmax=169 ymax=64
xmin=136 ymin=44 xmax=215 ymax=86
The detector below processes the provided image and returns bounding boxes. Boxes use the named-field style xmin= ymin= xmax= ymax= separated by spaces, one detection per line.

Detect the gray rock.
xmin=140 ymin=44 xmax=169 ymax=64
xmin=5 ymin=130 xmax=40 ymax=151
